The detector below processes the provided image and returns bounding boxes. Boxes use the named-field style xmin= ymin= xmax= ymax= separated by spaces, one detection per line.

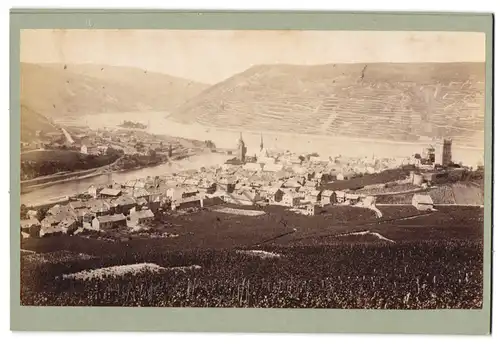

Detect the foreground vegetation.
xmin=20 ymin=239 xmax=483 ymax=309
xmin=20 ymin=205 xmax=484 ymax=309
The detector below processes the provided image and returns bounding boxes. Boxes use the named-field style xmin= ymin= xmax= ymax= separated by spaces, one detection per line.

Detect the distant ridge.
xmin=21 ymin=104 xmax=58 ymax=142
xmin=20 ymin=63 xmax=209 ymax=119
xmin=169 ymin=62 xmax=485 ymax=147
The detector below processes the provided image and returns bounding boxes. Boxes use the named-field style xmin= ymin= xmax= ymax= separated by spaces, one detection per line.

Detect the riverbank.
xmin=21 ymin=169 xmax=104 ymax=194
xmin=20 ymin=150 xmax=175 ymax=194
xmin=20 ymin=158 xmax=171 ymax=194
xmin=20 ymin=153 xmax=229 ymax=207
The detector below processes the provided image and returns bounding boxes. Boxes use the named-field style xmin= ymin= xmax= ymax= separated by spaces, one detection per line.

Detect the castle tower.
xmin=442 ymin=139 xmax=452 ymax=166
xmin=434 ymin=138 xmax=453 ymax=167
xmin=237 ymin=132 xmax=247 ymax=163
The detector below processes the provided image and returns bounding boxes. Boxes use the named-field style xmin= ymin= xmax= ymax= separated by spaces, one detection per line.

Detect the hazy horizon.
xmin=21 ymin=30 xmax=485 ymax=84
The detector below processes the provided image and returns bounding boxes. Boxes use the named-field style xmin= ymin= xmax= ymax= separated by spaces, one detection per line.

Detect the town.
xmin=19 ymin=131 xmax=483 ymax=239
xmin=20 ymin=120 xmax=203 ymax=186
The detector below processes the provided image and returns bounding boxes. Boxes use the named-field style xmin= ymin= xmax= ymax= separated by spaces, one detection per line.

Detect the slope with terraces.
xmin=170 ymin=63 xmax=485 ymax=148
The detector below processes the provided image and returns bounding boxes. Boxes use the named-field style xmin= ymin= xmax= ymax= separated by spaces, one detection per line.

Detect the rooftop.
xmin=20 ymin=218 xmax=40 ymax=227
xmin=99 ymin=188 xmax=122 ymax=197
xmin=113 ymin=195 xmax=137 ymax=206
xmin=96 ymin=214 xmax=127 ymax=223
xmin=131 ymin=209 xmax=154 ymax=219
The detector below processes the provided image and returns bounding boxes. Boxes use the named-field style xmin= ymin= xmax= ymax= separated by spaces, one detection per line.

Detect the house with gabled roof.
xmin=171 ymin=195 xmax=202 ymax=210
xmin=304 ymin=180 xmax=318 ymax=188
xmin=87 ymin=199 xmax=112 ymax=217
xmin=267 ymin=187 xmax=284 ymax=203
xmin=124 ymin=180 xmax=138 ymax=190
xmin=198 ymin=180 xmax=216 ymax=194
xmin=132 ymin=188 xmax=150 ymax=200
xmin=183 ymin=178 xmax=201 ymax=187
xmin=99 ymin=188 xmax=122 ymax=198
xmin=20 ymin=218 xmax=41 ymax=237
xmin=283 ymin=178 xmax=303 ymax=191
xmin=69 ymin=201 xmax=87 ymax=211
xmin=345 ymin=193 xmax=361 ymax=205
xmin=321 ymin=189 xmax=336 ymax=206
xmin=334 ymin=190 xmax=346 ymax=203
xmin=129 ymin=209 xmax=155 ymax=226
xmin=112 ymin=195 xmax=138 ymax=215
xmin=40 ymin=210 xmax=78 ymax=237
xmin=306 ymin=203 xmax=321 ymax=216
xmin=47 ymin=204 xmax=71 ymax=216
xmin=92 ymin=214 xmax=127 ymax=231
xmin=224 ymin=187 xmax=262 ymax=205
xmin=412 ymin=194 xmax=434 ymax=211
xmin=305 ymin=189 xmax=322 ymax=204
xmin=282 ymin=190 xmax=301 ymax=207
xmin=216 ymin=178 xmax=236 ymax=193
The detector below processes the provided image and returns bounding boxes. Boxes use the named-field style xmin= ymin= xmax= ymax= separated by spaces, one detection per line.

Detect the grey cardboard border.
xmin=9 ymin=10 xmax=493 ymax=334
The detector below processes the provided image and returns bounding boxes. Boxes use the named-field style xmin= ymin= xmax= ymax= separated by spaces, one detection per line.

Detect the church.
xmin=225 ymin=133 xmax=269 ymax=165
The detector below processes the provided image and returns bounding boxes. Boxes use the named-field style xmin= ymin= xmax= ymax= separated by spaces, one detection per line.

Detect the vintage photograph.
xmin=19 ymin=29 xmax=485 ymax=309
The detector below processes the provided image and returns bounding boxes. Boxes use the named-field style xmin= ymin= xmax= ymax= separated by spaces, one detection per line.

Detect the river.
xmin=27 ymin=111 xmax=483 ymax=206
xmin=59 ymin=111 xmax=484 ymax=165
xmin=20 ymin=153 xmax=229 ymax=207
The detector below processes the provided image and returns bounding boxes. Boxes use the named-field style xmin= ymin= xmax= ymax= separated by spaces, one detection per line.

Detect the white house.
xmin=334 ymin=190 xmax=346 ymax=203
xmin=282 ymin=191 xmax=301 ymax=207
xmin=412 ymin=194 xmax=434 ymax=211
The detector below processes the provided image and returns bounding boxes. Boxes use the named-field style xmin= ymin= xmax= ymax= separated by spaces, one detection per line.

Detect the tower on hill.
xmin=237 ymin=132 xmax=247 ymax=163
xmin=435 ymin=138 xmax=453 ymax=167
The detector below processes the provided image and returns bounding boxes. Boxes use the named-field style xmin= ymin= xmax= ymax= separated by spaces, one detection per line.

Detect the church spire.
xmin=260 ymin=133 xmax=264 ymax=151
xmin=237 ymin=132 xmax=246 ymax=163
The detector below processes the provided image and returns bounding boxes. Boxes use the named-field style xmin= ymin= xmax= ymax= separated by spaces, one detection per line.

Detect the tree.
xmin=135 ymin=141 xmax=145 ymax=151
xmin=106 ymin=146 xmax=124 ymax=157
xmin=20 ymin=204 xmax=28 ymax=219
xmin=36 ymin=207 xmax=49 ymax=222
xmin=205 ymin=140 xmax=216 ymax=149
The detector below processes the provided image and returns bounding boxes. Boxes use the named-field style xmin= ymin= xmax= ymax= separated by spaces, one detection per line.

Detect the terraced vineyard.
xmin=171 ymin=63 xmax=485 ymax=147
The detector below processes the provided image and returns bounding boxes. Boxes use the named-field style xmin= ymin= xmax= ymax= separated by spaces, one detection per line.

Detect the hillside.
xmin=21 ymin=105 xmax=58 ymax=142
xmin=170 ymin=63 xmax=485 ymax=147
xmin=20 ymin=63 xmax=209 ymax=119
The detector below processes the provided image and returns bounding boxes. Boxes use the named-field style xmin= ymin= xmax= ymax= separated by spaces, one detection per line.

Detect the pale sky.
xmin=20 ymin=30 xmax=486 ymax=84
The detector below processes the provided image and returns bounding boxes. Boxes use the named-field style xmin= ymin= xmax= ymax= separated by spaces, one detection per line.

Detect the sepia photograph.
xmin=18 ymin=29 xmax=486 ymax=309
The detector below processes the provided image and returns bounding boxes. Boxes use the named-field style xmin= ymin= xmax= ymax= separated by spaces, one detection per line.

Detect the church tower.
xmin=237 ymin=132 xmax=247 ymax=163
xmin=260 ymin=133 xmax=264 ymax=152
xmin=168 ymin=144 xmax=173 ymax=158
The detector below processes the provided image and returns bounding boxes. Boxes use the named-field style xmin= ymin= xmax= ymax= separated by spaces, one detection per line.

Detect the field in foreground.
xmin=20 ymin=205 xmax=484 ymax=309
